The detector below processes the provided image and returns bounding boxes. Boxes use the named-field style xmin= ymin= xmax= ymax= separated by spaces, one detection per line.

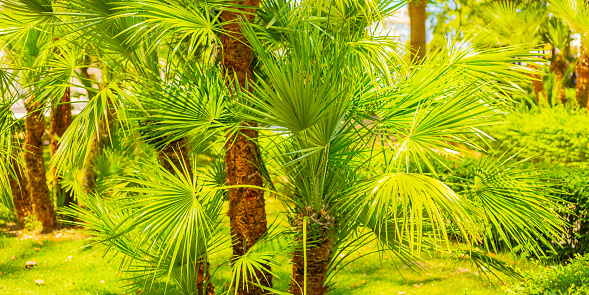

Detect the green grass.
xmin=0 ymin=228 xmax=538 ymax=295
xmin=0 ymin=190 xmax=539 ymax=295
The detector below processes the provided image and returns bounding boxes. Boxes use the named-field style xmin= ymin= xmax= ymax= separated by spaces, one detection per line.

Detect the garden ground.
xmin=0 ymin=200 xmax=540 ymax=295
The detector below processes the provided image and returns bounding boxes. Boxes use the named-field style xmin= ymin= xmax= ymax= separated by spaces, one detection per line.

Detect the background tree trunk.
xmin=24 ymin=99 xmax=55 ymax=232
xmin=409 ymin=0 xmax=427 ymax=63
xmin=50 ymin=88 xmax=73 ymax=216
xmin=551 ymin=54 xmax=567 ymax=105
xmin=576 ymin=50 xmax=589 ymax=109
xmin=528 ymin=64 xmax=549 ymax=106
xmin=220 ymin=1 xmax=272 ymax=294
xmin=79 ymin=64 xmax=102 ymax=195
xmin=83 ymin=99 xmax=115 ymax=194
xmin=9 ymin=155 xmax=33 ymax=224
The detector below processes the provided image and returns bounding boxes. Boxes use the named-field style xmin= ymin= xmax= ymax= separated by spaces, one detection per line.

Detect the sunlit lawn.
xmin=0 ymin=198 xmax=538 ymax=295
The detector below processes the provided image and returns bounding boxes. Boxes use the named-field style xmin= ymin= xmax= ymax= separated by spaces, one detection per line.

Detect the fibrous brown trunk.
xmin=576 ymin=50 xmax=589 ymax=109
xmin=197 ymin=262 xmax=215 ymax=295
xmin=409 ymin=0 xmax=427 ymax=63
xmin=220 ymin=1 xmax=271 ymax=293
xmin=158 ymin=138 xmax=192 ymax=177
xmin=50 ymin=88 xmax=73 ymax=214
xmin=528 ymin=64 xmax=549 ymax=106
xmin=9 ymin=155 xmax=33 ymax=224
xmin=290 ymin=209 xmax=335 ymax=295
xmin=224 ymin=126 xmax=271 ymax=294
xmin=24 ymin=99 xmax=55 ymax=232
xmin=551 ymin=54 xmax=567 ymax=105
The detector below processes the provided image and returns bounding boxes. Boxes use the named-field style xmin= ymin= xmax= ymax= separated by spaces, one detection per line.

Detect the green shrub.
xmin=479 ymin=107 xmax=589 ymax=165
xmin=0 ymin=204 xmax=14 ymax=226
xmin=23 ymin=215 xmax=42 ymax=232
xmin=506 ymin=254 xmax=589 ymax=295
xmin=428 ymin=157 xmax=589 ymax=261
xmin=540 ymin=165 xmax=589 ymax=260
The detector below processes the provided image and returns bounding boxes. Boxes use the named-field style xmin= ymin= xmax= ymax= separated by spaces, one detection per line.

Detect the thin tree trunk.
xmin=528 ymin=64 xmax=549 ymax=106
xmin=79 ymin=63 xmax=102 ymax=195
xmin=551 ymin=54 xmax=567 ymax=105
xmin=24 ymin=99 xmax=55 ymax=233
xmin=290 ymin=209 xmax=335 ymax=295
xmin=49 ymin=88 xmax=73 ymax=216
xmin=220 ymin=1 xmax=272 ymax=293
xmin=409 ymin=0 xmax=427 ymax=63
xmin=83 ymin=98 xmax=115 ymax=194
xmin=197 ymin=262 xmax=215 ymax=295
xmin=576 ymin=49 xmax=589 ymax=109
xmin=9 ymin=154 xmax=33 ymax=224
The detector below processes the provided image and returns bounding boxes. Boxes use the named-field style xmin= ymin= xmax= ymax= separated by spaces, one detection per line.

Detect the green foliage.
xmin=507 ymin=254 xmax=589 ymax=295
xmin=431 ymin=156 xmax=589 ymax=261
xmin=540 ymin=165 xmax=589 ymax=260
xmin=0 ymin=203 xmax=15 ymax=226
xmin=23 ymin=214 xmax=42 ymax=232
xmin=479 ymin=107 xmax=589 ymax=165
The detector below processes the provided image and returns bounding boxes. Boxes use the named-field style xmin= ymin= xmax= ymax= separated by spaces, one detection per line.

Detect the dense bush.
xmin=0 ymin=204 xmax=14 ymax=226
xmin=430 ymin=157 xmax=589 ymax=260
xmin=540 ymin=165 xmax=589 ymax=260
xmin=506 ymin=254 xmax=589 ymax=295
xmin=479 ymin=107 xmax=589 ymax=165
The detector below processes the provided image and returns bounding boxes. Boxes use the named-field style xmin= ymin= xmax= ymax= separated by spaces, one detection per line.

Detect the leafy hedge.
xmin=506 ymin=254 xmax=589 ymax=295
xmin=479 ymin=107 xmax=589 ymax=165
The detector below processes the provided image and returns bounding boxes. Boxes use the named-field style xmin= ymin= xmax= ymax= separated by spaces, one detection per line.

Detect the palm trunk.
xmin=49 ymin=88 xmax=73 ymax=216
xmin=290 ymin=209 xmax=335 ymax=295
xmin=409 ymin=0 xmax=427 ymax=63
xmin=576 ymin=49 xmax=589 ymax=109
xmin=220 ymin=1 xmax=271 ymax=293
xmin=551 ymin=54 xmax=567 ymax=105
xmin=24 ymin=99 xmax=55 ymax=232
xmin=197 ymin=262 xmax=215 ymax=295
xmin=9 ymin=155 xmax=33 ymax=224
xmin=528 ymin=64 xmax=549 ymax=106
xmin=158 ymin=138 xmax=192 ymax=177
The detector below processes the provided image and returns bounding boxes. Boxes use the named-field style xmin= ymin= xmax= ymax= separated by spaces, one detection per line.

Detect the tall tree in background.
xmin=47 ymin=46 xmax=76 ymax=215
xmin=547 ymin=19 xmax=571 ymax=105
xmin=409 ymin=0 xmax=427 ymax=62
xmin=481 ymin=2 xmax=548 ymax=106
xmin=550 ymin=0 xmax=589 ymax=109
xmin=219 ymin=1 xmax=272 ymax=294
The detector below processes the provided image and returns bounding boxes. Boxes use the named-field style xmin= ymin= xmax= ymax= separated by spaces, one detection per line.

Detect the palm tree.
xmin=0 ymin=5 xmax=61 ymax=231
xmin=480 ymin=1 xmax=548 ymax=106
xmin=549 ymin=0 xmax=589 ymax=109
xmin=64 ymin=67 xmax=229 ymax=295
xmin=0 ymin=2 xmax=569 ymax=295
xmin=0 ymin=63 xmax=32 ymax=223
xmin=69 ymin=1 xmax=272 ymax=292
xmin=547 ymin=18 xmax=572 ymax=105
xmin=409 ymin=0 xmax=428 ymax=62
xmin=219 ymin=1 xmax=273 ymax=291
xmin=237 ymin=17 xmax=567 ymax=293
